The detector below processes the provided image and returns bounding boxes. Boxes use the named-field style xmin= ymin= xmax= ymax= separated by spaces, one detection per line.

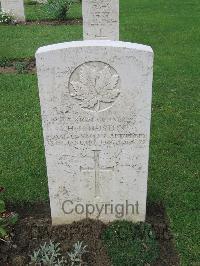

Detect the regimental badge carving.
xmin=69 ymin=62 xmax=120 ymax=112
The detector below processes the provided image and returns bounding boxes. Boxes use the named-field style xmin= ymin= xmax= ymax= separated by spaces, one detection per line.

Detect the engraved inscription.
xmin=89 ymin=1 xmax=117 ymax=25
xmin=80 ymin=150 xmax=114 ymax=198
xmin=83 ymin=0 xmax=119 ymax=40
xmin=69 ymin=62 xmax=120 ymax=112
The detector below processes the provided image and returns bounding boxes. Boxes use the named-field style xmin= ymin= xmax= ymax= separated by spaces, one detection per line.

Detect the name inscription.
xmin=46 ymin=118 xmax=146 ymax=147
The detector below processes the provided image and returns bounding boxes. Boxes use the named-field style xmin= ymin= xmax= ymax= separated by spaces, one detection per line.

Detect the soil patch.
xmin=0 ymin=59 xmax=36 ymax=74
xmin=24 ymin=18 xmax=82 ymax=26
xmin=146 ymin=202 xmax=180 ymax=265
xmin=0 ymin=202 xmax=180 ymax=265
xmin=6 ymin=18 xmax=82 ymax=26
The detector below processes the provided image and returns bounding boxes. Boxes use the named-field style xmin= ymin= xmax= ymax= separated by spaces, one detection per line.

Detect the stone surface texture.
xmin=82 ymin=0 xmax=119 ymax=40
xmin=1 ymin=0 xmax=25 ymax=22
xmin=36 ymin=40 xmax=154 ymax=225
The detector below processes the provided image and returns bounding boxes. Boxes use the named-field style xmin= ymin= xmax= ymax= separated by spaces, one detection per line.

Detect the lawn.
xmin=0 ymin=0 xmax=200 ymax=265
xmin=24 ymin=0 xmax=82 ymax=21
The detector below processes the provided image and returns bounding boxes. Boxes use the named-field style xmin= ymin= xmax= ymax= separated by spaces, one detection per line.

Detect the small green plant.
xmin=67 ymin=241 xmax=88 ymax=266
xmin=0 ymin=58 xmax=12 ymax=68
xmin=0 ymin=10 xmax=16 ymax=24
xmin=44 ymin=0 xmax=72 ymax=20
xmin=0 ymin=187 xmax=18 ymax=240
xmin=30 ymin=241 xmax=88 ymax=266
xmin=102 ymin=221 xmax=159 ymax=266
xmin=14 ymin=61 xmax=28 ymax=74
xmin=30 ymin=241 xmax=66 ymax=265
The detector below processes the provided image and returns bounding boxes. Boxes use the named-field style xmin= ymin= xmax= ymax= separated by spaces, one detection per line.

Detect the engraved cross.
xmin=95 ymin=28 xmax=107 ymax=39
xmin=80 ymin=150 xmax=114 ymax=198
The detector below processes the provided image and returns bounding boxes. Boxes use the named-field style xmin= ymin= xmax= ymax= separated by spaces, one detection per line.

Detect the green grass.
xmin=0 ymin=25 xmax=82 ymax=59
xmin=25 ymin=1 xmax=82 ymax=21
xmin=25 ymin=1 xmax=54 ymax=21
xmin=0 ymin=74 xmax=48 ymax=201
xmin=0 ymin=0 xmax=200 ymax=265
xmin=0 ymin=1 xmax=82 ymax=60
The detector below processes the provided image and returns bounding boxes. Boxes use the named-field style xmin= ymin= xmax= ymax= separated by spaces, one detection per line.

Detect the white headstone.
xmin=36 ymin=0 xmax=47 ymax=3
xmin=36 ymin=40 xmax=153 ymax=225
xmin=82 ymin=0 xmax=119 ymax=40
xmin=0 ymin=0 xmax=25 ymax=22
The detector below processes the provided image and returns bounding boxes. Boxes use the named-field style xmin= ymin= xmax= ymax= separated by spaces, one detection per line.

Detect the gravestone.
xmin=36 ymin=0 xmax=154 ymax=225
xmin=0 ymin=0 xmax=25 ymax=22
xmin=82 ymin=0 xmax=119 ymax=40
xmin=36 ymin=0 xmax=47 ymax=3
xmin=36 ymin=41 xmax=153 ymax=225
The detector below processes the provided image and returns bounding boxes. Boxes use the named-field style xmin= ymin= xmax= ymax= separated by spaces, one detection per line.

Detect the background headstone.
xmin=82 ymin=0 xmax=119 ymax=40
xmin=36 ymin=40 xmax=153 ymax=225
xmin=36 ymin=0 xmax=47 ymax=3
xmin=0 ymin=0 xmax=25 ymax=22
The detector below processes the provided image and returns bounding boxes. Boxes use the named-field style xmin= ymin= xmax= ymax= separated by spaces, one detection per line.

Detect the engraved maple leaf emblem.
xmin=70 ymin=63 xmax=120 ymax=111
